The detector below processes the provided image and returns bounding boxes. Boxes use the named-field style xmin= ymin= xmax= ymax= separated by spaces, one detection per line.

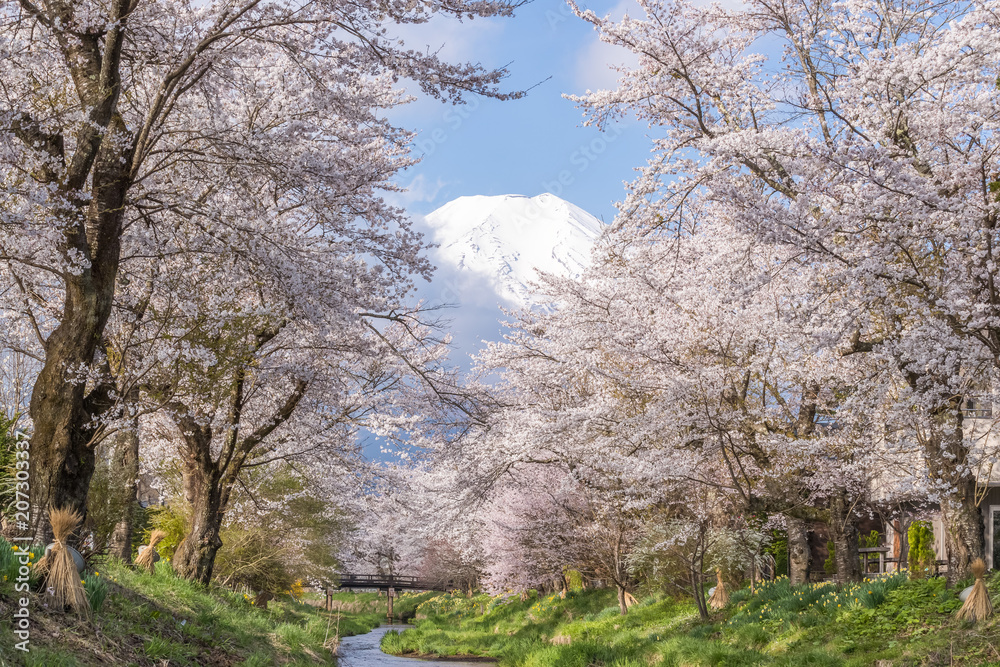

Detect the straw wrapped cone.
xmin=708 ymin=569 xmax=729 ymax=610
xmin=956 ymin=558 xmax=993 ymax=623
xmin=135 ymin=530 xmax=166 ymax=574
xmin=42 ymin=507 xmax=91 ymax=616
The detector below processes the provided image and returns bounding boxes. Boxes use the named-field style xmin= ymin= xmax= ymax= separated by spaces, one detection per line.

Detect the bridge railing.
xmin=334 ymin=573 xmax=457 ymax=591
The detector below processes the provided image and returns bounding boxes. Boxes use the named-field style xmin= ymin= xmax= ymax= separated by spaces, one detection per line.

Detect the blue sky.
xmin=366 ymin=2 xmax=648 ymax=459
xmin=390 ymin=0 xmax=649 ymax=225
xmin=380 ymin=0 xmax=657 ymax=376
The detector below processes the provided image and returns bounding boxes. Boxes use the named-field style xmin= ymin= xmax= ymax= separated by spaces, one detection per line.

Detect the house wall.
xmin=920 ymin=486 xmax=1000 ymax=569
xmin=932 ymin=516 xmax=947 ymax=562
xmin=981 ymin=486 xmax=1000 ymax=569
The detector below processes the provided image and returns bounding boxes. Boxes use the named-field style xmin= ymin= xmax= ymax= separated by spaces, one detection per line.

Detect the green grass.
xmin=383 ymin=574 xmax=1000 ymax=666
xmin=0 ymin=535 xmax=386 ymax=665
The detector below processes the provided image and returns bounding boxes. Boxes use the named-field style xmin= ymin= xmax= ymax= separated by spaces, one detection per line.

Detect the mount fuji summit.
xmin=423 ymin=193 xmax=604 ymax=307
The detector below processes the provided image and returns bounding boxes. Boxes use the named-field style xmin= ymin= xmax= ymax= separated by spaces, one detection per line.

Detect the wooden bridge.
xmin=334 ymin=573 xmax=456 ymax=592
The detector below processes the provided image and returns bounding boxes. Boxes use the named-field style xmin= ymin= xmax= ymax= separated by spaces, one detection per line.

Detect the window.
xmin=992 ymin=507 xmax=1000 ymax=570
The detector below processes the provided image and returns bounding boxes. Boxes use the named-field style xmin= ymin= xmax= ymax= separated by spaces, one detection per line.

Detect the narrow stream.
xmin=336 ymin=625 xmax=488 ymax=666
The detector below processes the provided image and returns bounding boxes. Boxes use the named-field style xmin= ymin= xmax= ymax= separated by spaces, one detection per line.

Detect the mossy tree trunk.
xmin=925 ymin=404 xmax=983 ymax=586
xmin=21 ymin=1 xmax=136 ymax=544
xmin=786 ymin=516 xmax=810 ymax=585
xmin=616 ymin=585 xmax=629 ymax=616
xmin=172 ymin=438 xmax=228 ymax=585
xmin=167 ymin=349 xmax=307 ymax=585
xmin=828 ymin=493 xmax=861 ymax=583
xmin=107 ymin=408 xmax=141 ymax=562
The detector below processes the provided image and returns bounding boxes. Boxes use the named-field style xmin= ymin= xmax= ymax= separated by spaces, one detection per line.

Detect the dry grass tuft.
xmin=708 ymin=569 xmax=729 ymax=610
xmin=44 ymin=506 xmax=90 ymax=616
xmin=956 ymin=558 xmax=993 ymax=623
xmin=135 ymin=529 xmax=166 ymax=574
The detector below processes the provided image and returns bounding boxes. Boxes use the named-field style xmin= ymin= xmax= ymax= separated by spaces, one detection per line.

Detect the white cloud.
xmin=573 ymin=0 xmax=642 ymax=93
xmin=387 ymin=15 xmax=507 ymax=123
xmin=391 ymin=14 xmax=506 ymax=67
xmin=385 ymin=174 xmax=447 ymax=212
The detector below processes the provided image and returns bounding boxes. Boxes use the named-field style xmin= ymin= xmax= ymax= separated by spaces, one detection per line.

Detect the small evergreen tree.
xmin=824 ymin=541 xmax=837 ymax=575
xmin=0 ymin=415 xmax=20 ymax=520
xmin=907 ymin=522 xmax=936 ymax=579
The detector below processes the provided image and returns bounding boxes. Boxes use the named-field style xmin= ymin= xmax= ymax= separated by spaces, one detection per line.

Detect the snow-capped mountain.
xmin=423 ymin=193 xmax=604 ymax=307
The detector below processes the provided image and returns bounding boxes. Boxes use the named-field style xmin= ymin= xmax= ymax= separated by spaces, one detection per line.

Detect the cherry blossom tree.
xmin=478 ymin=464 xmax=590 ymax=596
xmin=628 ymin=489 xmax=763 ymax=620
xmin=123 ymin=226 xmax=484 ymax=583
xmin=463 ymin=211 xmax=882 ymax=580
xmin=0 ymin=0 xmax=522 ymax=539
xmin=570 ymin=0 xmax=1000 ymax=582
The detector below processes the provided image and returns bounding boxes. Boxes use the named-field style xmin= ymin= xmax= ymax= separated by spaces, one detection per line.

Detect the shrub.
xmin=214 ymin=528 xmax=295 ymax=596
xmin=145 ymin=504 xmax=189 ymax=560
xmin=824 ymin=541 xmax=836 ymax=575
xmin=860 ymin=530 xmax=880 ymax=548
xmin=86 ymin=435 xmax=143 ymax=556
xmin=0 ymin=414 xmax=20 ymax=517
xmin=565 ymin=569 xmax=585 ymax=591
xmin=907 ymin=521 xmax=936 ymax=579
xmin=728 ymin=571 xmax=908 ymax=626
xmin=765 ymin=530 xmax=789 ymax=579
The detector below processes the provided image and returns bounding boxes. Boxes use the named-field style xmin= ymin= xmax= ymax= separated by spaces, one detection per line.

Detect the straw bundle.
xmin=135 ymin=530 xmax=166 ymax=574
xmin=956 ymin=558 xmax=993 ymax=623
xmin=42 ymin=507 xmax=90 ymax=615
xmin=33 ymin=547 xmax=51 ymax=577
xmin=708 ymin=569 xmax=729 ymax=610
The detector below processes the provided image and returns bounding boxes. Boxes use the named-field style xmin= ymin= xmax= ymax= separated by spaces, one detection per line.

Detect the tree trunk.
xmin=28 ymin=302 xmax=107 ymax=543
xmin=168 ymin=367 xmax=305 ymax=585
xmin=172 ymin=465 xmax=226 ymax=585
xmin=616 ymin=584 xmax=628 ymax=616
xmin=940 ymin=478 xmax=982 ymax=586
xmin=107 ymin=418 xmax=140 ymax=561
xmin=29 ymin=361 xmax=97 ymax=545
xmin=787 ymin=516 xmax=810 ymax=585
xmin=905 ymin=385 xmax=983 ymax=583
xmin=929 ymin=407 xmax=983 ymax=585
xmin=27 ymin=127 xmax=134 ymax=543
xmin=829 ymin=493 xmax=861 ymax=583
xmin=690 ymin=566 xmax=709 ymax=620
xmin=893 ymin=518 xmax=908 ymax=571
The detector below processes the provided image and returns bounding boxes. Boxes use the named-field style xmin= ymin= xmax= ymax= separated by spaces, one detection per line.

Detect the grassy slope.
xmin=382 ymin=573 xmax=1000 ymax=666
xmin=0 ymin=542 xmax=423 ymax=667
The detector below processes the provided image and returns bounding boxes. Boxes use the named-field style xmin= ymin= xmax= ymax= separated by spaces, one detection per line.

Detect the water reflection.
xmin=337 ymin=625 xmax=488 ymax=666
